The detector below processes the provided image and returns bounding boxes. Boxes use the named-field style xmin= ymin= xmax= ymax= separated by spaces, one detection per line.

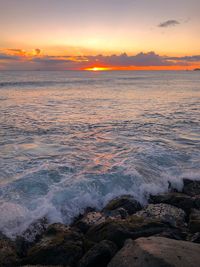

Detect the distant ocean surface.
xmin=0 ymin=70 xmax=200 ymax=238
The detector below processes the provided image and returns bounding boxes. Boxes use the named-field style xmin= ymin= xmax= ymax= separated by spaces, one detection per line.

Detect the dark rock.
xmin=73 ymin=212 xmax=106 ymax=233
xmin=103 ymin=195 xmax=142 ymax=215
xmin=135 ymin=203 xmax=186 ymax=228
xmin=22 ymin=266 xmax=65 ymax=267
xmin=74 ymin=208 xmax=128 ymax=234
xmin=86 ymin=216 xmax=169 ymax=248
xmin=183 ymin=179 xmax=200 ymax=196
xmin=15 ymin=217 xmax=48 ymax=257
xmin=78 ymin=240 xmax=117 ymax=267
xmin=152 ymin=228 xmax=188 ymax=241
xmin=190 ymin=232 xmax=200 ymax=243
xmin=149 ymin=192 xmax=196 ymax=215
xmin=189 ymin=209 xmax=200 ymax=233
xmin=22 ymin=223 xmax=84 ymax=266
xmin=108 ymin=237 xmax=200 ymax=267
xmin=0 ymin=232 xmax=18 ymax=267
xmin=194 ymin=195 xmax=200 ymax=209
xmin=103 ymin=208 xmax=129 ymax=220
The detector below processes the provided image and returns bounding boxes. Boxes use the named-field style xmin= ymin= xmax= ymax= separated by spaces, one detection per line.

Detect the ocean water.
xmin=0 ymin=70 xmax=200 ymax=238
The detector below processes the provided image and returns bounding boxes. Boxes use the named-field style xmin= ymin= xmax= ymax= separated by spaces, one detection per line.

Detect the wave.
xmin=0 ymin=78 xmax=113 ymax=88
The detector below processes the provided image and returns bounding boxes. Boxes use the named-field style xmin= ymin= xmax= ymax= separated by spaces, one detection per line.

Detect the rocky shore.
xmin=1 ymin=178 xmax=200 ymax=267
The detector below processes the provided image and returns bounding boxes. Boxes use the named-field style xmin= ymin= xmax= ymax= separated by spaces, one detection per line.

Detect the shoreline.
xmin=0 ymin=178 xmax=200 ymax=266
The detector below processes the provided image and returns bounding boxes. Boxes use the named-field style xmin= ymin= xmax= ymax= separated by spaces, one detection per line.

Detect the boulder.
xmin=152 ymin=228 xmax=187 ymax=241
xmin=22 ymin=266 xmax=65 ymax=267
xmin=103 ymin=208 xmax=128 ymax=220
xmin=190 ymin=232 xmax=200 ymax=243
xmin=135 ymin=203 xmax=186 ymax=228
xmin=22 ymin=223 xmax=83 ymax=266
xmin=86 ymin=216 xmax=168 ymax=248
xmin=15 ymin=217 xmax=48 ymax=257
xmin=73 ymin=212 xmax=106 ymax=233
xmin=103 ymin=195 xmax=142 ymax=215
xmin=149 ymin=192 xmax=195 ymax=215
xmin=0 ymin=232 xmax=18 ymax=267
xmin=78 ymin=240 xmax=117 ymax=267
xmin=183 ymin=179 xmax=200 ymax=196
xmin=189 ymin=209 xmax=200 ymax=233
xmin=108 ymin=237 xmax=200 ymax=267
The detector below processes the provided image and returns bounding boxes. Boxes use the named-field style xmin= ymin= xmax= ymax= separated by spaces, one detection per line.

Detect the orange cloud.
xmin=5 ymin=48 xmax=42 ymax=57
xmin=0 ymin=49 xmax=199 ymax=70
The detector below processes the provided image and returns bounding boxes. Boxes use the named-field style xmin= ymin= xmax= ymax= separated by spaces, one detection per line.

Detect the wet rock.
xmin=189 ymin=232 xmax=200 ymax=243
xmin=74 ymin=208 xmax=128 ymax=234
xmin=194 ymin=195 xmax=200 ymax=209
xmin=22 ymin=223 xmax=84 ymax=266
xmin=183 ymin=179 xmax=200 ymax=196
xmin=103 ymin=208 xmax=129 ymax=220
xmin=103 ymin=195 xmax=142 ymax=215
xmin=73 ymin=212 xmax=106 ymax=233
xmin=86 ymin=216 xmax=168 ymax=248
xmin=189 ymin=209 xmax=200 ymax=233
xmin=108 ymin=237 xmax=200 ymax=267
xmin=78 ymin=240 xmax=117 ymax=267
xmin=135 ymin=203 xmax=186 ymax=228
xmin=0 ymin=232 xmax=18 ymax=267
xmin=15 ymin=218 xmax=48 ymax=257
xmin=21 ymin=266 xmax=65 ymax=267
xmin=149 ymin=192 xmax=195 ymax=215
xmin=23 ymin=217 xmax=48 ymax=242
xmin=152 ymin=228 xmax=188 ymax=241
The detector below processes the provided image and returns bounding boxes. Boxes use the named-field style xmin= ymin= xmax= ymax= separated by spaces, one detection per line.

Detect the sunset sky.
xmin=0 ymin=0 xmax=200 ymax=70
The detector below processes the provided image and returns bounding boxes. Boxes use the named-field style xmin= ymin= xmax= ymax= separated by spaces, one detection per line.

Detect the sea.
xmin=0 ymin=70 xmax=199 ymax=238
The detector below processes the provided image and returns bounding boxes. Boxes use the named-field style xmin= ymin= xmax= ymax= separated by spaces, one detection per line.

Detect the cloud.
xmin=167 ymin=55 xmax=200 ymax=62
xmin=87 ymin=52 xmax=174 ymax=67
xmin=34 ymin=48 xmax=41 ymax=55
xmin=0 ymin=53 xmax=20 ymax=60
xmin=158 ymin=20 xmax=180 ymax=28
xmin=0 ymin=49 xmax=200 ymax=70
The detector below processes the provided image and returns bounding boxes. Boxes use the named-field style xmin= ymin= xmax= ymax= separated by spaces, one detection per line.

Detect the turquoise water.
xmin=0 ymin=70 xmax=200 ymax=237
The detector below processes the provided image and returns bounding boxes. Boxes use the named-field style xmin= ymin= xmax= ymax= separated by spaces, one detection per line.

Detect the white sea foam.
xmin=0 ymin=70 xmax=199 ymax=238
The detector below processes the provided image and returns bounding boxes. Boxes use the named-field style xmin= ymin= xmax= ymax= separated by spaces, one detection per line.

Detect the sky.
xmin=0 ymin=0 xmax=200 ymax=70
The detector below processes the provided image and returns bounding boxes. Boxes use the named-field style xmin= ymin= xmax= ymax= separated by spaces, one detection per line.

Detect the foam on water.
xmin=0 ymin=70 xmax=200 ymax=238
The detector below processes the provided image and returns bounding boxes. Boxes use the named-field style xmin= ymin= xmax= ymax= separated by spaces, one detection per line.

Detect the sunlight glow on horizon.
xmin=0 ymin=0 xmax=199 ymax=70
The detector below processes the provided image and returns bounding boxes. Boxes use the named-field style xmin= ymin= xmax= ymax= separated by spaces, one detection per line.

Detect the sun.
xmin=84 ymin=66 xmax=111 ymax=71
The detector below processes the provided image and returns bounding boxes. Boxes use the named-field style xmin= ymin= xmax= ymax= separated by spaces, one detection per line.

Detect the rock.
xmin=108 ymin=237 xmax=200 ymax=267
xmin=183 ymin=179 xmax=200 ymax=196
xmin=74 ymin=208 xmax=129 ymax=234
xmin=194 ymin=195 xmax=200 ymax=209
xmin=22 ymin=217 xmax=48 ymax=242
xmin=22 ymin=223 xmax=84 ymax=266
xmin=153 ymin=228 xmax=187 ymax=241
xmin=103 ymin=208 xmax=129 ymax=220
xmin=15 ymin=218 xmax=48 ymax=257
xmin=189 ymin=209 xmax=200 ymax=233
xmin=22 ymin=266 xmax=65 ymax=267
xmin=0 ymin=232 xmax=18 ymax=267
xmin=73 ymin=212 xmax=106 ymax=233
xmin=86 ymin=216 xmax=168 ymax=248
xmin=190 ymin=232 xmax=200 ymax=243
xmin=135 ymin=203 xmax=186 ymax=228
xmin=78 ymin=240 xmax=117 ymax=267
xmin=103 ymin=195 xmax=142 ymax=215
xmin=149 ymin=192 xmax=195 ymax=215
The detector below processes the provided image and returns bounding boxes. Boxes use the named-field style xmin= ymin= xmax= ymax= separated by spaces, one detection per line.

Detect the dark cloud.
xmin=87 ymin=52 xmax=174 ymax=66
xmin=158 ymin=20 xmax=180 ymax=28
xmin=167 ymin=55 xmax=200 ymax=62
xmin=0 ymin=53 xmax=20 ymax=60
xmin=0 ymin=50 xmax=200 ymax=70
xmin=33 ymin=56 xmax=73 ymax=64
xmin=35 ymin=48 xmax=41 ymax=55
